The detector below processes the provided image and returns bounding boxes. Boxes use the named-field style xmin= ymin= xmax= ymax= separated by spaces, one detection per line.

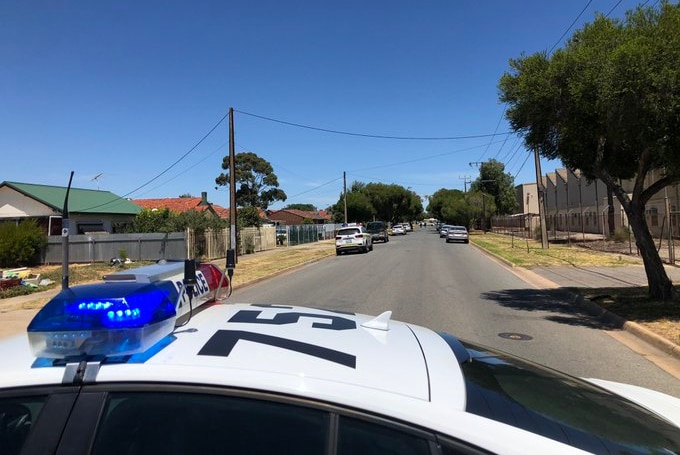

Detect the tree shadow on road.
xmin=479 ymin=287 xmax=624 ymax=330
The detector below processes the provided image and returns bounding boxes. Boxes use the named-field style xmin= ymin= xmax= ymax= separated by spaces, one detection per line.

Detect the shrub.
xmin=0 ymin=220 xmax=47 ymax=268
xmin=610 ymin=226 xmax=631 ymax=243
xmin=242 ymin=232 xmax=256 ymax=254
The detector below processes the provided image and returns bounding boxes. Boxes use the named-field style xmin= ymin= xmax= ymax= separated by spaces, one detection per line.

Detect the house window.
xmin=77 ymin=223 xmax=106 ymax=234
xmin=647 ymin=207 xmax=659 ymax=227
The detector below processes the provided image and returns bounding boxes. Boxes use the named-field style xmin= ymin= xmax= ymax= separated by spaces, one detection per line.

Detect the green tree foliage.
xmin=363 ymin=183 xmax=423 ymax=223
xmin=469 ymin=159 xmax=518 ymax=215
xmin=215 ymin=151 xmax=287 ymax=209
xmin=0 ymin=220 xmax=46 ymax=267
xmin=122 ymin=208 xmax=227 ymax=233
xmin=330 ymin=182 xmax=424 ymax=223
xmin=284 ymin=204 xmax=317 ymax=211
xmin=427 ymin=189 xmax=463 ymax=222
xmin=237 ymin=206 xmax=262 ymax=228
xmin=428 ymin=189 xmax=487 ymax=227
xmin=498 ymin=2 xmax=680 ymax=300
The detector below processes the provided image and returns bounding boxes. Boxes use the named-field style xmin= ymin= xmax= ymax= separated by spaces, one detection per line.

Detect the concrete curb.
xmin=470 ymin=240 xmax=680 ymax=361
xmin=573 ymin=293 xmax=680 ymax=361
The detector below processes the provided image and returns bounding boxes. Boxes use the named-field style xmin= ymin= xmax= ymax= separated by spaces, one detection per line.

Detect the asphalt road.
xmin=231 ymin=228 xmax=680 ymax=398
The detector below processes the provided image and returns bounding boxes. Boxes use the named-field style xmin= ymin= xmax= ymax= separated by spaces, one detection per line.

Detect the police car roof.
xmin=3 ymin=303 xmax=467 ymax=414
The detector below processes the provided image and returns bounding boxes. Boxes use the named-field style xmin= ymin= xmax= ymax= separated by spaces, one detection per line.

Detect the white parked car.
xmin=1 ymin=261 xmax=680 ymax=455
xmin=335 ymin=225 xmax=373 ymax=255
xmin=391 ymin=224 xmax=406 ymax=235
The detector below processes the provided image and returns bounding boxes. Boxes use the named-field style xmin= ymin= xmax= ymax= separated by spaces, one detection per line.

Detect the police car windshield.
xmin=447 ymin=338 xmax=680 ymax=454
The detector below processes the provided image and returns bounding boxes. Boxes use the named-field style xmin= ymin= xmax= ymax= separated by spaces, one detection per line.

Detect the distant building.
xmin=0 ymin=181 xmax=140 ymax=235
xmin=267 ymin=209 xmax=332 ymax=225
xmin=515 ymin=183 xmax=538 ymax=215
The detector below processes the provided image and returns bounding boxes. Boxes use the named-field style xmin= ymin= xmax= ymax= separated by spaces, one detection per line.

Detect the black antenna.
xmin=62 ymin=171 xmax=74 ymax=290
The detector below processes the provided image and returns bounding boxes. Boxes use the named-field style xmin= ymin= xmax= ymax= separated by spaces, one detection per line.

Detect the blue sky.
xmin=1 ymin=1 xmax=651 ymax=211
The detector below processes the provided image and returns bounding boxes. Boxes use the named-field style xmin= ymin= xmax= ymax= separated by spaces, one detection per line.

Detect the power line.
xmin=285 ymin=176 xmax=343 ymax=200
xmin=136 ymin=141 xmax=229 ymax=198
xmin=477 ymin=110 xmax=506 ymax=162
xmin=548 ymin=0 xmax=594 ymax=54
xmin=511 ymin=150 xmax=533 ymax=178
xmin=79 ymin=110 xmax=231 ymax=211
xmin=234 ymin=109 xmax=513 ymax=141
xmin=605 ymin=0 xmax=623 ymax=17
xmin=350 ymin=139 xmax=508 ymax=174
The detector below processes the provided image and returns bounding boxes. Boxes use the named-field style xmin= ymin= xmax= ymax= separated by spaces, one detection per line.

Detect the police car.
xmin=2 ymin=260 xmax=680 ymax=455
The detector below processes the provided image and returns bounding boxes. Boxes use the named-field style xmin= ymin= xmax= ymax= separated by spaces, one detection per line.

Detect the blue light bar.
xmin=27 ymin=281 xmax=179 ymax=359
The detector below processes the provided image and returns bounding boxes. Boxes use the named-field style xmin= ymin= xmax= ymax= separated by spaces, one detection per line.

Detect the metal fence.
xmin=43 ymin=232 xmax=187 ymax=264
xmin=276 ymin=224 xmax=343 ymax=246
xmin=41 ymin=225 xmax=314 ymax=264
xmin=490 ymin=213 xmax=678 ymax=264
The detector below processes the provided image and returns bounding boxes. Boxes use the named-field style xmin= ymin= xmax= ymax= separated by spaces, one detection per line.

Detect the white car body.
xmin=335 ymin=226 xmax=373 ymax=254
xmin=391 ymin=225 xmax=406 ymax=235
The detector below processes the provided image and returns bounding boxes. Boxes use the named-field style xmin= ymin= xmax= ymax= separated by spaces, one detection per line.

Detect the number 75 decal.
xmin=198 ymin=309 xmax=357 ymax=368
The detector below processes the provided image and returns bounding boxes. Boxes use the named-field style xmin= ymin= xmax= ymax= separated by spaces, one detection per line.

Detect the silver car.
xmin=446 ymin=225 xmax=469 ymax=243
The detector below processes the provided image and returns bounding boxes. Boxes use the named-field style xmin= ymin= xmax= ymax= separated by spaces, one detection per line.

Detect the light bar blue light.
xmin=27 ymin=281 xmax=178 ymax=359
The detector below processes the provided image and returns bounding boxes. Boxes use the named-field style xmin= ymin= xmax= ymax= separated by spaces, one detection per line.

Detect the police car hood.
xmin=97 ymin=304 xmax=459 ymax=404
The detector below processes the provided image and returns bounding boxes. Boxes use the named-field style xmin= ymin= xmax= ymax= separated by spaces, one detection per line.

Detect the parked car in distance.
xmin=439 ymin=224 xmax=452 ymax=238
xmin=390 ymin=224 xmax=406 ymax=235
xmin=335 ymin=226 xmax=373 ymax=255
xmin=366 ymin=221 xmax=389 ymax=243
xmin=446 ymin=225 xmax=469 ymax=243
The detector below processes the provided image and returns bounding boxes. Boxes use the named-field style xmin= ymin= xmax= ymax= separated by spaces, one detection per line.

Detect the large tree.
xmin=284 ymin=203 xmax=317 ymax=211
xmin=499 ymin=2 xmax=680 ymax=300
xmin=330 ymin=182 xmax=423 ymax=224
xmin=215 ymin=151 xmax=287 ymax=209
xmin=469 ymin=159 xmax=518 ymax=215
xmin=427 ymin=188 xmax=490 ymax=228
xmin=363 ymin=183 xmax=422 ymax=223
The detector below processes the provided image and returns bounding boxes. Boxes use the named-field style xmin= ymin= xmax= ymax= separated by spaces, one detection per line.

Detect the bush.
xmin=0 ymin=220 xmax=47 ymax=268
xmin=610 ymin=226 xmax=631 ymax=243
xmin=242 ymin=232 xmax=256 ymax=254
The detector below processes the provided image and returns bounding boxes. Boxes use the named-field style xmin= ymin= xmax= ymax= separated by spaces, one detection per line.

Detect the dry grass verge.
xmin=0 ymin=243 xmax=336 ymax=312
xmin=469 ymin=232 xmax=640 ymax=267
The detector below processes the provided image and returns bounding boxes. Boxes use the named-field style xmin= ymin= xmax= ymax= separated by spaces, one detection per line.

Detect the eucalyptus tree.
xmin=499 ymin=2 xmax=680 ymax=300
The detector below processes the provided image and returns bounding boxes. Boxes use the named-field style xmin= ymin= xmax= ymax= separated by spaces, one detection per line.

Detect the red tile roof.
xmin=267 ymin=209 xmax=332 ymax=221
xmin=131 ymin=198 xmax=271 ymax=220
xmin=132 ymin=197 xmax=229 ymax=218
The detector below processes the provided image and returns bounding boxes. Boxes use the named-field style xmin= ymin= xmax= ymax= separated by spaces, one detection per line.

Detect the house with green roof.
xmin=0 ymin=181 xmax=140 ymax=235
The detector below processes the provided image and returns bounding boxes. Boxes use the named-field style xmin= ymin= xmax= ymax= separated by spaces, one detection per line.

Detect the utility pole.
xmin=228 ymin=107 xmax=237 ymax=267
xmin=534 ymin=147 xmax=549 ymax=249
xmin=343 ymin=171 xmax=348 ymax=224
xmin=61 ymin=171 xmax=74 ymax=290
xmin=459 ymin=175 xmax=471 ymax=193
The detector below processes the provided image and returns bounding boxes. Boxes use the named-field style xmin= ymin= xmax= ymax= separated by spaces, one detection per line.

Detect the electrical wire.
xmin=234 ymin=109 xmax=513 ymax=141
xmin=136 ymin=142 xmax=228 ymax=198
xmin=78 ymin=110 xmax=231 ymax=211
xmin=477 ymin=110 xmax=506 ymax=162
xmin=511 ymin=150 xmax=533 ymax=178
xmin=548 ymin=0 xmax=594 ymax=54
xmin=605 ymin=0 xmax=623 ymax=17
xmin=350 ymin=139 xmax=508 ymax=174
xmin=284 ymin=176 xmax=342 ymax=200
